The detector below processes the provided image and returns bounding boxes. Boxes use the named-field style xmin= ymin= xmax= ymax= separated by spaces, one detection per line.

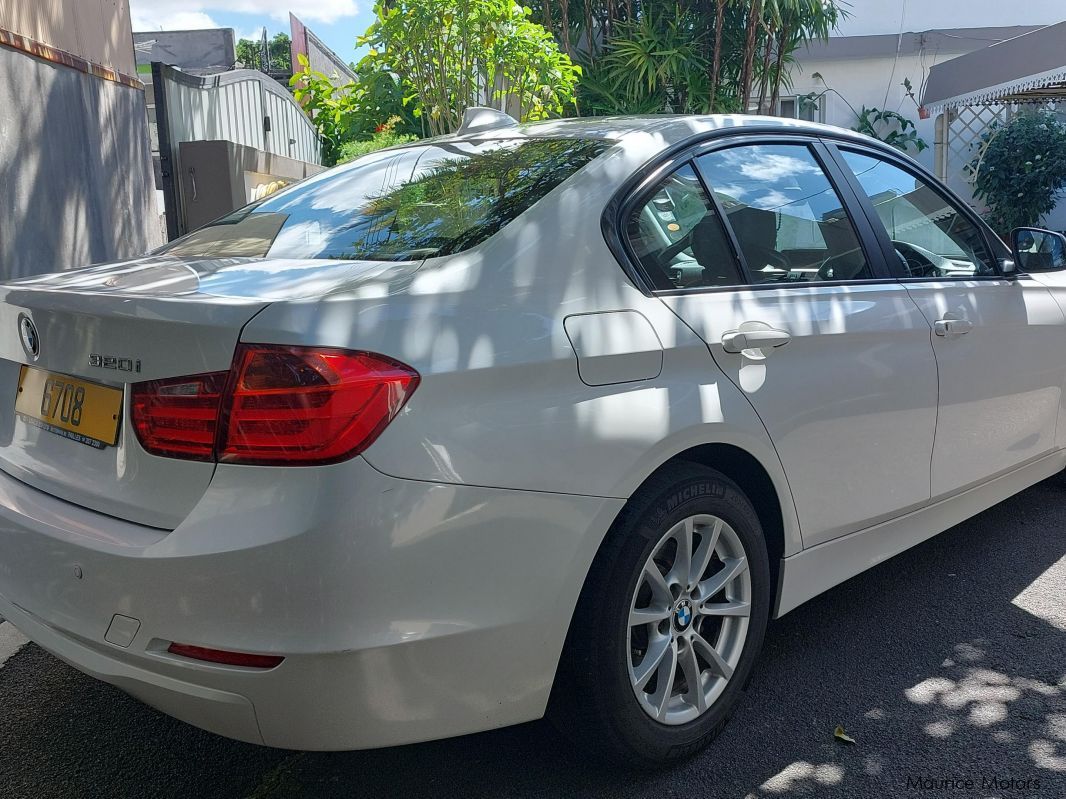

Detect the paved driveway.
xmin=1 ymin=479 xmax=1064 ymax=799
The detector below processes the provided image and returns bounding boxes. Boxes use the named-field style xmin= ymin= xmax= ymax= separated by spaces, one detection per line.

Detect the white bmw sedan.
xmin=3 ymin=112 xmax=1066 ymax=766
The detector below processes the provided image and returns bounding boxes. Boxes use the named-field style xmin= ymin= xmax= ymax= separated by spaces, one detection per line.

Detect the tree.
xmin=236 ymin=32 xmax=292 ymax=74
xmin=358 ymin=0 xmax=581 ymax=136
xmin=529 ymin=0 xmax=845 ymax=115
xmin=971 ymin=112 xmax=1066 ymax=235
xmin=291 ymin=54 xmax=420 ymax=166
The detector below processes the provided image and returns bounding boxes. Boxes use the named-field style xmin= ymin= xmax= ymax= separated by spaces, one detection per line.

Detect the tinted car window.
xmin=159 ymin=138 xmax=608 ymax=262
xmin=696 ymin=144 xmax=873 ymax=283
xmin=839 ymin=149 xmax=995 ymax=278
xmin=625 ymin=163 xmax=744 ymax=290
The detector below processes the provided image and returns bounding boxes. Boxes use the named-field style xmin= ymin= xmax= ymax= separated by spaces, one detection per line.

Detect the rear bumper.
xmin=0 ymin=460 xmax=623 ymax=750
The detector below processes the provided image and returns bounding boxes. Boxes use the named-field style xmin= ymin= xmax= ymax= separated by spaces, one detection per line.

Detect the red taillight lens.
xmin=131 ymin=345 xmax=419 ymax=466
xmin=167 ymin=643 xmax=284 ymax=669
xmin=131 ymin=372 xmax=228 ymax=461
xmin=219 ymin=345 xmax=419 ymax=465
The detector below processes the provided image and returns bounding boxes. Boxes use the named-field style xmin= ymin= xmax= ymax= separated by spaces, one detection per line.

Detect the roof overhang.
xmin=921 ymin=22 xmax=1066 ymax=111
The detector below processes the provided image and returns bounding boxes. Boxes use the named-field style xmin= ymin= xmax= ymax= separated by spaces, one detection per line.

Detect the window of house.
xmin=777 ymin=95 xmax=824 ymax=123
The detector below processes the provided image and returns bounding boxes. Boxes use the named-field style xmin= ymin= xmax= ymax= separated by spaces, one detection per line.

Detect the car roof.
xmin=452 ymin=114 xmax=865 ymax=148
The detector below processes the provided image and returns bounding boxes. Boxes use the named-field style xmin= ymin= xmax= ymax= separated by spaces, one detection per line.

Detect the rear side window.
xmin=696 ymin=143 xmax=873 ymax=283
xmin=159 ymin=138 xmax=608 ymax=262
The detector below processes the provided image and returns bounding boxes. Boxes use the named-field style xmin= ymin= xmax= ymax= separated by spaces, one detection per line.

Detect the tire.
xmin=549 ymin=461 xmax=771 ymax=768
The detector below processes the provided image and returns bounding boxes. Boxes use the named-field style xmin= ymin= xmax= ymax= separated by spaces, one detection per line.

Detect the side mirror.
xmin=1010 ymin=227 xmax=1066 ymax=272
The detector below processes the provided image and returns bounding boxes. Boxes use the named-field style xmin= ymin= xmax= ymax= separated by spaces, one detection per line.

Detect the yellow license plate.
xmin=15 ymin=366 xmax=123 ymax=449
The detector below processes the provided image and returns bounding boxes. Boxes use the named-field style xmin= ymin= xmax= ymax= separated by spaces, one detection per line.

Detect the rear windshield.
xmin=159 ymin=137 xmax=608 ymax=262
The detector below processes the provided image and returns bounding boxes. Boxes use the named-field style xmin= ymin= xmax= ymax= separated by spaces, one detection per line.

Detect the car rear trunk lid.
xmin=0 ymin=254 xmax=419 ymax=528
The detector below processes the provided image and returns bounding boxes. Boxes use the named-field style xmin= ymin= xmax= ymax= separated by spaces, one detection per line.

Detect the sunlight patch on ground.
xmin=0 ymin=621 xmax=29 ymax=669
xmin=1012 ymin=553 xmax=1066 ymax=631
xmin=757 ymin=761 xmax=844 ymax=794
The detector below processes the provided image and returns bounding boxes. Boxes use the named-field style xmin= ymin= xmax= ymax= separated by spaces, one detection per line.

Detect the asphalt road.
xmin=1 ymin=478 xmax=1064 ymax=799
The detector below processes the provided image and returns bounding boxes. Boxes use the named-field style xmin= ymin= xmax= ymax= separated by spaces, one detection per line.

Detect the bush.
xmin=971 ymin=112 xmax=1066 ymax=235
xmin=337 ymin=118 xmax=417 ymax=164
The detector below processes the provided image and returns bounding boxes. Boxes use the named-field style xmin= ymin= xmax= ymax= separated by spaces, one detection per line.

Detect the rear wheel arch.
xmin=548 ymin=457 xmax=775 ymax=764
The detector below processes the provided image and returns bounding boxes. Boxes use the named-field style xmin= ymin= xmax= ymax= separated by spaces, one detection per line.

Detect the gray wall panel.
xmin=0 ymin=48 xmax=161 ymax=279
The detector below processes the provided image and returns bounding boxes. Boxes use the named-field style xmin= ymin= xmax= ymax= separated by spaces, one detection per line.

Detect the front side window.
xmin=696 ymin=144 xmax=873 ymax=283
xmin=159 ymin=138 xmax=608 ymax=262
xmin=839 ymin=150 xmax=996 ymax=278
xmin=625 ymin=163 xmax=744 ymax=290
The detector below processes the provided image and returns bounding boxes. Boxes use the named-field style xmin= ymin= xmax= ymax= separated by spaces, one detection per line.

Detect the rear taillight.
xmin=131 ymin=372 xmax=228 ymax=461
xmin=131 ymin=345 xmax=419 ymax=466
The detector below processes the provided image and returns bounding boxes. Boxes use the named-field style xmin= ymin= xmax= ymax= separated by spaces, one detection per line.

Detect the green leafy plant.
xmin=853 ymin=106 xmax=928 ymax=153
xmin=359 ymin=0 xmax=581 ymax=136
xmin=337 ymin=117 xmax=418 ymax=163
xmin=971 ymin=112 xmax=1066 ymax=235
xmin=531 ymin=0 xmax=846 ymax=115
xmin=290 ymin=55 xmax=421 ymax=167
xmin=580 ymin=8 xmax=709 ymax=115
xmin=290 ymin=55 xmax=359 ymax=166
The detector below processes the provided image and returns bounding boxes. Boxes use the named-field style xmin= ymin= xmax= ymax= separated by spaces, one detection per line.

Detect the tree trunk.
xmin=738 ymin=0 xmax=763 ymax=113
xmin=709 ymin=0 xmax=726 ymax=111
xmin=543 ymin=0 xmax=553 ymax=39
xmin=769 ymin=26 xmax=791 ymax=113
xmin=560 ymin=0 xmax=572 ymax=58
xmin=584 ymin=0 xmax=595 ymax=61
xmin=756 ymin=30 xmax=774 ymax=113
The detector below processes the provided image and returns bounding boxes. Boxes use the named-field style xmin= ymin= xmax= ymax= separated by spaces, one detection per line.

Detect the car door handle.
xmin=721 ymin=328 xmax=792 ymax=353
xmin=933 ymin=318 xmax=973 ymax=337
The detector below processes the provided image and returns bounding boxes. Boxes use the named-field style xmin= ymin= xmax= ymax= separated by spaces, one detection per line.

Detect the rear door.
xmin=830 ymin=145 xmax=1066 ymax=498
xmin=626 ymin=137 xmax=940 ymax=546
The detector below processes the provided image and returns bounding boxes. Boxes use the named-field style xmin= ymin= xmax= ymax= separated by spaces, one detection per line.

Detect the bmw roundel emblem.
xmin=18 ymin=314 xmax=39 ymax=360
xmin=674 ymin=599 xmax=693 ymax=631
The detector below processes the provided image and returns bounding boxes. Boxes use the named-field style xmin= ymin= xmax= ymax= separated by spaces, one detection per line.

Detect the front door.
xmin=833 ymin=146 xmax=1066 ymax=498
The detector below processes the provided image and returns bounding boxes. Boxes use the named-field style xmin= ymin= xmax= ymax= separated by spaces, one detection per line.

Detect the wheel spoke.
xmin=649 ymin=639 xmax=679 ymax=720
xmin=689 ymin=518 xmax=722 ymax=588
xmin=692 ymin=631 xmax=734 ymax=680
xmin=678 ymin=641 xmax=707 ymax=714
xmin=630 ymin=605 xmax=671 ymax=627
xmin=698 ymin=599 xmax=751 ymax=618
xmin=697 ymin=556 xmax=748 ymax=600
xmin=631 ymin=633 xmax=671 ymax=689
xmin=666 ymin=518 xmax=693 ymax=588
xmin=643 ymin=562 xmax=673 ymax=605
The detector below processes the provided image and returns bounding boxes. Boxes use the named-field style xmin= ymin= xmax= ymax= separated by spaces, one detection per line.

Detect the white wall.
xmin=788 ymin=51 xmax=970 ymax=171
xmin=835 ymin=0 xmax=1065 ymax=37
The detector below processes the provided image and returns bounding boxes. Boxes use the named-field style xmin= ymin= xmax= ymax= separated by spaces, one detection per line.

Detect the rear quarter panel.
xmin=241 ymin=137 xmax=803 ymax=558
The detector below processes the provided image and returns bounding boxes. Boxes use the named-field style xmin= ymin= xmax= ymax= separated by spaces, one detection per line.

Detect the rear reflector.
xmin=167 ymin=643 xmax=284 ymax=669
xmin=132 ymin=345 xmax=419 ymax=466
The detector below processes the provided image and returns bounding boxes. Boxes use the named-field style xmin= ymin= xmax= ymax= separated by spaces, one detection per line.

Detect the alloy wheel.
xmin=627 ymin=514 xmax=752 ymax=725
